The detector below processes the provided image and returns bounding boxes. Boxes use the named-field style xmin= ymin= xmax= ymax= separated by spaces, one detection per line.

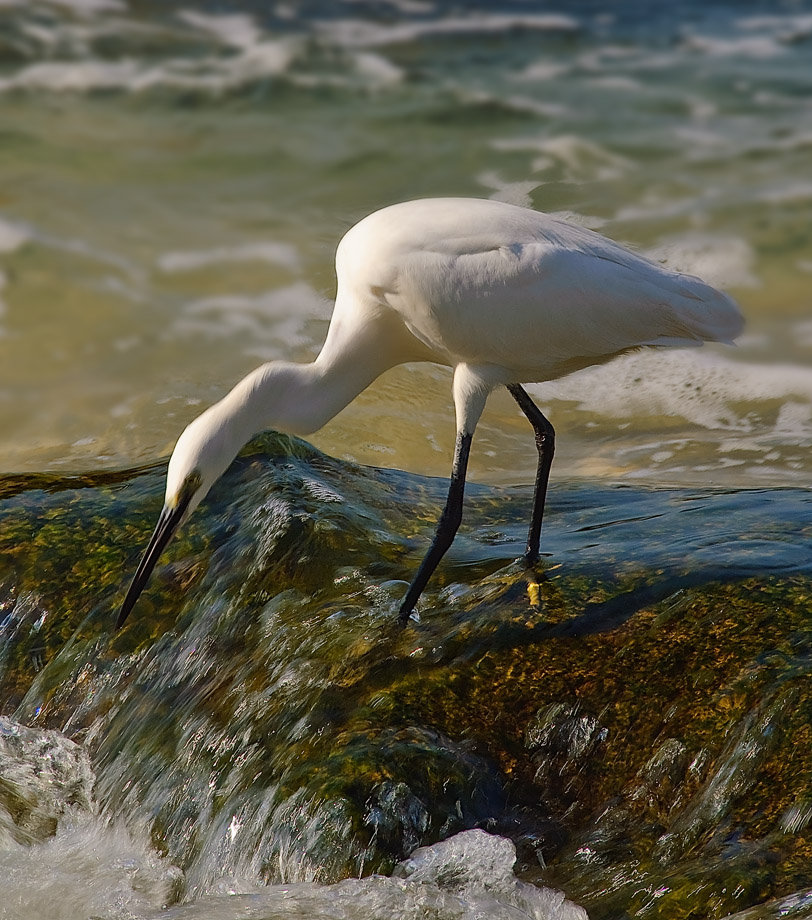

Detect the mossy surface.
xmin=0 ymin=434 xmax=810 ymax=916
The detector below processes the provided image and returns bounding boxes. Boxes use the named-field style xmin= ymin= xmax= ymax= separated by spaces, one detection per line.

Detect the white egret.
xmin=117 ymin=197 xmax=743 ymax=628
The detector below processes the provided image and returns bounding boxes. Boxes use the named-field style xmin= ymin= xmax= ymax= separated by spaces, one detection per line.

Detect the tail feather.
xmin=680 ymin=273 xmax=742 ymax=339
xmin=649 ymin=271 xmax=745 ymax=347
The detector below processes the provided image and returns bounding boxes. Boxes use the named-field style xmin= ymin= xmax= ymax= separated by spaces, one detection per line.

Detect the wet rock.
xmin=525 ymin=701 xmax=608 ymax=812
xmin=0 ymin=717 xmax=93 ymax=846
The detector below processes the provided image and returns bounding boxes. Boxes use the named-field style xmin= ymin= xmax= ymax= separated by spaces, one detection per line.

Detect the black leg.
xmin=399 ymin=432 xmax=473 ymax=622
xmin=506 ymin=384 xmax=555 ymax=564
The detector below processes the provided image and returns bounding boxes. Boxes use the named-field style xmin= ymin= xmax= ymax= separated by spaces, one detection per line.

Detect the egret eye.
xmin=175 ymin=470 xmax=202 ymax=509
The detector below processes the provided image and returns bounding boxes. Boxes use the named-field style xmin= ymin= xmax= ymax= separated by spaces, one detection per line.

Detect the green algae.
xmin=354 ymin=575 xmax=812 ymax=917
xmin=0 ymin=435 xmax=810 ymax=916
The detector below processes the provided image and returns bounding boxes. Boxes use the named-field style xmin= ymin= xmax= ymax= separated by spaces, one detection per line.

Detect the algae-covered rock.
xmin=0 ymin=433 xmax=810 ymax=917
xmin=368 ymin=574 xmax=812 ymax=917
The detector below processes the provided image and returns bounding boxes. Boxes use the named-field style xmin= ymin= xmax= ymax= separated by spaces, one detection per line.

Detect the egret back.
xmin=337 ymin=198 xmax=743 ymax=383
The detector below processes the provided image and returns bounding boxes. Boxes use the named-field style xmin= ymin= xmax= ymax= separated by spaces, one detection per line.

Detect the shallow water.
xmin=1 ymin=439 xmax=811 ymax=918
xmin=0 ymin=1 xmax=811 ymax=918
xmin=0 ymin=0 xmax=809 ymax=484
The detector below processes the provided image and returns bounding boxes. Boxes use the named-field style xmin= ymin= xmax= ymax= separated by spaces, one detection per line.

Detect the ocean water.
xmin=1 ymin=1 xmax=812 ymax=919
xmin=0 ymin=0 xmax=809 ymax=484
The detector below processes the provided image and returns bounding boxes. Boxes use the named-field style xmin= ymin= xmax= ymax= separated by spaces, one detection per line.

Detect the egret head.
xmin=116 ymin=403 xmax=245 ymax=629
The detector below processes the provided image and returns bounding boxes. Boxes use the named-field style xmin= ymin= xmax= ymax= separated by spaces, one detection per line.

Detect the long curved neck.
xmin=221 ymin=338 xmax=397 ymax=446
xmin=233 ymin=359 xmax=373 ymax=439
xmin=213 ymin=288 xmax=426 ymax=449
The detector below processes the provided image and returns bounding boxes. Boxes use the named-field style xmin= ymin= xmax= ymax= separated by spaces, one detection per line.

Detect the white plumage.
xmin=118 ymin=197 xmax=743 ymax=627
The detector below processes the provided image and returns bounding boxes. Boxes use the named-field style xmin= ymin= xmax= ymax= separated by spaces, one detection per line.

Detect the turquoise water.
xmin=0 ymin=1 xmax=811 ymax=918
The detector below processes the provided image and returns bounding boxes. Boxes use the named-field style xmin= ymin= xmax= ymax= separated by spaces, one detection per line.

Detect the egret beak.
xmin=117 ymin=497 xmax=191 ymax=629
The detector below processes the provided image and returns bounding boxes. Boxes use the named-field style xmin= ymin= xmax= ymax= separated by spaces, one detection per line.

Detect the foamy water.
xmin=0 ymin=6 xmax=810 ymax=916
xmin=0 ymin=0 xmax=808 ymax=485
xmin=1 ymin=714 xmax=585 ymax=920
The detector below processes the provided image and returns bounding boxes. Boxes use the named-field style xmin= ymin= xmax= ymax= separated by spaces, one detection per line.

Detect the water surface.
xmin=0 ymin=1 xmax=811 ymax=918
xmin=0 ymin=0 xmax=809 ymax=485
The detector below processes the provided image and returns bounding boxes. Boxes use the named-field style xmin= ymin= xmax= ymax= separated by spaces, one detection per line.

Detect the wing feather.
xmin=338 ymin=198 xmax=743 ymax=378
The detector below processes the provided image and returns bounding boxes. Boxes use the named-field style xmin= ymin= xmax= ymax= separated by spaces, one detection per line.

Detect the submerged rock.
xmin=0 ymin=434 xmax=810 ymax=917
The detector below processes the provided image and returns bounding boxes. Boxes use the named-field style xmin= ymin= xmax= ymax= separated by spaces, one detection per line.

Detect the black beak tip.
xmin=116 ymin=595 xmax=137 ymax=631
xmin=115 ymin=500 xmax=188 ymax=631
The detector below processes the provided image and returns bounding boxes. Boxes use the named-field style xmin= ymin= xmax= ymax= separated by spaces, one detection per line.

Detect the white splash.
xmin=316 ymin=13 xmax=579 ymax=48
xmin=490 ymin=134 xmax=633 ymax=183
xmin=477 ymin=172 xmax=540 ymax=208
xmin=681 ymin=33 xmax=785 ymax=59
xmin=0 ymin=718 xmax=182 ymax=919
xmin=736 ymin=13 xmax=812 ymax=43
xmin=173 ymin=282 xmax=329 ymax=355
xmin=37 ymin=0 xmax=127 ymax=13
xmin=0 ymin=33 xmax=298 ymax=95
xmin=757 ymin=181 xmax=812 ymax=205
xmin=352 ymin=51 xmax=404 ymax=86
xmin=158 ymin=242 xmax=301 ymax=274
xmin=0 ymin=59 xmax=141 ymax=93
xmin=0 ymin=215 xmax=31 ymax=253
xmin=643 ymin=234 xmax=759 ymax=289
xmin=542 ymin=350 xmax=812 ymax=438
xmin=513 ymin=60 xmax=572 ymax=82
xmin=157 ymin=830 xmax=587 ymax=920
xmin=0 ymin=815 xmax=183 ymax=920
xmin=176 ymin=10 xmax=262 ymax=50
